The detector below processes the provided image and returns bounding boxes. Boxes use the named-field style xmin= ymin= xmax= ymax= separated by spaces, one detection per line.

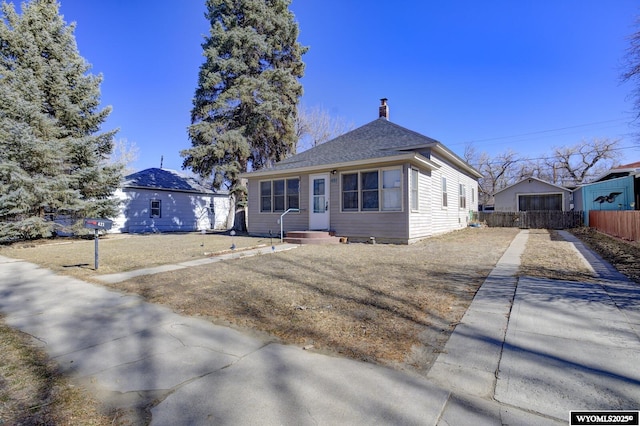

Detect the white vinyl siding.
xmin=112 ymin=190 xmax=229 ymax=233
xmin=245 ymin=159 xmax=478 ymax=244
xmin=408 ymin=167 xmax=432 ymax=239
xmin=426 ymin=158 xmax=478 ymax=237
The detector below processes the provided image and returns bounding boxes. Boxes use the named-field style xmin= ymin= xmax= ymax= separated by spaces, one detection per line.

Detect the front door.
xmin=309 ymin=174 xmax=330 ymax=230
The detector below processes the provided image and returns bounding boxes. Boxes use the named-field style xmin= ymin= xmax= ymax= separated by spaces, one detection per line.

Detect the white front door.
xmin=309 ymin=174 xmax=330 ymax=230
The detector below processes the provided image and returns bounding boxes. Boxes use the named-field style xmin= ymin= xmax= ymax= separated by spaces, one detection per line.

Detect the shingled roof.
xmin=123 ymin=168 xmax=215 ymax=194
xmin=243 ymin=118 xmax=481 ymax=178
xmin=592 ymin=160 xmax=640 ymax=182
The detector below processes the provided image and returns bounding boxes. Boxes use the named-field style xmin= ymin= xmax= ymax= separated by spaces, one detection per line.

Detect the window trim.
xmin=150 ymin=199 xmax=161 ymax=218
xmin=361 ymin=170 xmax=380 ymax=211
xmin=340 ymin=167 xmax=403 ymax=212
xmin=459 ymin=183 xmax=467 ymax=209
xmin=381 ymin=167 xmax=402 ymax=212
xmin=341 ymin=172 xmax=359 ymax=212
xmin=259 ymin=177 xmax=300 ymax=213
xmin=442 ymin=177 xmax=448 ymax=208
xmin=410 ymin=168 xmax=419 ymax=212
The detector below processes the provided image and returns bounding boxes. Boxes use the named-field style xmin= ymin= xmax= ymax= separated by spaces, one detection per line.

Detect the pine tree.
xmin=0 ymin=0 xmax=122 ymax=241
xmin=182 ymin=0 xmax=307 ymax=207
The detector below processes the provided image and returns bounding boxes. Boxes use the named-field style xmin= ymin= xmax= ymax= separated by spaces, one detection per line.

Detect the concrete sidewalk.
xmin=429 ymin=229 xmax=640 ymax=425
xmin=1 ymin=229 xmax=639 ymax=425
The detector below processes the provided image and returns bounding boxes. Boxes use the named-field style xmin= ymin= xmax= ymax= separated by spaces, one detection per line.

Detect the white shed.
xmin=111 ymin=168 xmax=231 ymax=233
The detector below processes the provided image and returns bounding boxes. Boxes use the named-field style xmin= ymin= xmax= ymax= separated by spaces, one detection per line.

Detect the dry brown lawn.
xmin=1 ymin=232 xmax=273 ymax=279
xmin=569 ymin=227 xmax=640 ymax=283
xmin=519 ymin=229 xmax=598 ymax=282
xmin=110 ymin=228 xmax=520 ymax=370
xmin=2 ymin=227 xmax=520 ymax=373
xmin=2 ymin=226 xmax=637 ymax=424
xmin=0 ymin=317 xmax=113 ymax=425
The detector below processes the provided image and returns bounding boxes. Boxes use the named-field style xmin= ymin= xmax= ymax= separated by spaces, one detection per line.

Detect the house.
xmin=591 ymin=161 xmax=640 ymax=183
xmin=493 ymin=177 xmax=575 ymax=212
xmin=240 ymin=99 xmax=482 ymax=244
xmin=573 ymin=161 xmax=640 ymax=225
xmin=111 ymin=168 xmax=231 ymax=233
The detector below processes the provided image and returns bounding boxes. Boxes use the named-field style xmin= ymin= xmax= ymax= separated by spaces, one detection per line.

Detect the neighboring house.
xmin=573 ymin=161 xmax=640 ymax=225
xmin=240 ymin=100 xmax=482 ymax=244
xmin=111 ymin=168 xmax=231 ymax=233
xmin=590 ymin=161 xmax=640 ymax=183
xmin=493 ymin=177 xmax=575 ymax=212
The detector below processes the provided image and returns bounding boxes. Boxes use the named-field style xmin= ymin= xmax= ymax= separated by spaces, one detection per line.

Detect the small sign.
xmin=83 ymin=218 xmax=113 ymax=230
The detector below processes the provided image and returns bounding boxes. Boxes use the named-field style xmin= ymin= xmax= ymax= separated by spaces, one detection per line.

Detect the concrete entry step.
xmin=284 ymin=230 xmax=342 ymax=245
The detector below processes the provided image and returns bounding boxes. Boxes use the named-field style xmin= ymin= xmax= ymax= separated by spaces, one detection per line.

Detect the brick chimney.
xmin=379 ymin=98 xmax=389 ymax=120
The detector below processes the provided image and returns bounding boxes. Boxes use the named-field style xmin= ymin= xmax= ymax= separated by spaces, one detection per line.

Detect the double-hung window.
xmin=410 ymin=169 xmax=419 ymax=211
xmin=287 ymin=179 xmax=300 ymax=210
xmin=150 ymin=200 xmax=161 ymax=218
xmin=381 ymin=169 xmax=402 ymax=211
xmin=341 ymin=168 xmax=402 ymax=212
xmin=361 ymin=171 xmax=379 ymax=211
xmin=459 ymin=183 xmax=467 ymax=209
xmin=442 ymin=177 xmax=448 ymax=207
xmin=260 ymin=178 xmax=299 ymax=213
xmin=342 ymin=173 xmax=359 ymax=211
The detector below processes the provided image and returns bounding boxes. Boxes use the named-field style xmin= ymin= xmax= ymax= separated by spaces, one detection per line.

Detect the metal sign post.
xmin=83 ymin=218 xmax=113 ymax=270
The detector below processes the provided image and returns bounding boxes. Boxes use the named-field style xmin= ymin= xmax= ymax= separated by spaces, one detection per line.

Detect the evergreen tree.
xmin=0 ymin=0 xmax=122 ymax=241
xmin=182 ymin=0 xmax=307 ymax=205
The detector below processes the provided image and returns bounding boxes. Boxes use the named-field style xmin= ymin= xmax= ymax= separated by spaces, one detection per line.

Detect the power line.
xmin=450 ymin=118 xmax=631 ymax=148
xmin=482 ymin=144 xmax=639 ymax=166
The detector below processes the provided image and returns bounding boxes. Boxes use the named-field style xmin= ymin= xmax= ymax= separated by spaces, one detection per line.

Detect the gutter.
xmin=239 ymin=153 xmax=441 ymax=178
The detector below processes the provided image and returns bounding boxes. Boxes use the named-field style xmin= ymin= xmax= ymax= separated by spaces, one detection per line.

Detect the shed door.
xmin=309 ymin=174 xmax=330 ymax=230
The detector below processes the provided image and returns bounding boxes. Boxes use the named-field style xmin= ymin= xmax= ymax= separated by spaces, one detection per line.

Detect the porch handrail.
xmin=280 ymin=208 xmax=300 ymax=243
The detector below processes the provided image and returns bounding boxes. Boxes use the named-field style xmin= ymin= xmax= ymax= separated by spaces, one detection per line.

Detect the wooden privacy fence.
xmin=589 ymin=210 xmax=640 ymax=242
xmin=476 ymin=211 xmax=584 ymax=229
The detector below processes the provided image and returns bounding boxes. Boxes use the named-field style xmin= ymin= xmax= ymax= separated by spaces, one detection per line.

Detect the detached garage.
xmin=494 ymin=177 xmax=574 ymax=212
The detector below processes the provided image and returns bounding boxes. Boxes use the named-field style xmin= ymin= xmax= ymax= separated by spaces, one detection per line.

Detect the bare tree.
xmin=105 ymin=138 xmax=139 ymax=175
xmin=550 ymin=138 xmax=622 ymax=185
xmin=465 ymin=146 xmax=519 ymax=206
xmin=622 ymin=16 xmax=640 ymax=126
xmin=296 ymin=105 xmax=354 ymax=151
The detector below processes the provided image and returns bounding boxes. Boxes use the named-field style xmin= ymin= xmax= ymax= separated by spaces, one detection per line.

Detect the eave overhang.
xmin=240 ymin=153 xmax=441 ymax=179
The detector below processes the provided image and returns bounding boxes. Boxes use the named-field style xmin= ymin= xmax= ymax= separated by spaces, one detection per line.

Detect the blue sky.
xmin=56 ymin=0 xmax=640 ymax=172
